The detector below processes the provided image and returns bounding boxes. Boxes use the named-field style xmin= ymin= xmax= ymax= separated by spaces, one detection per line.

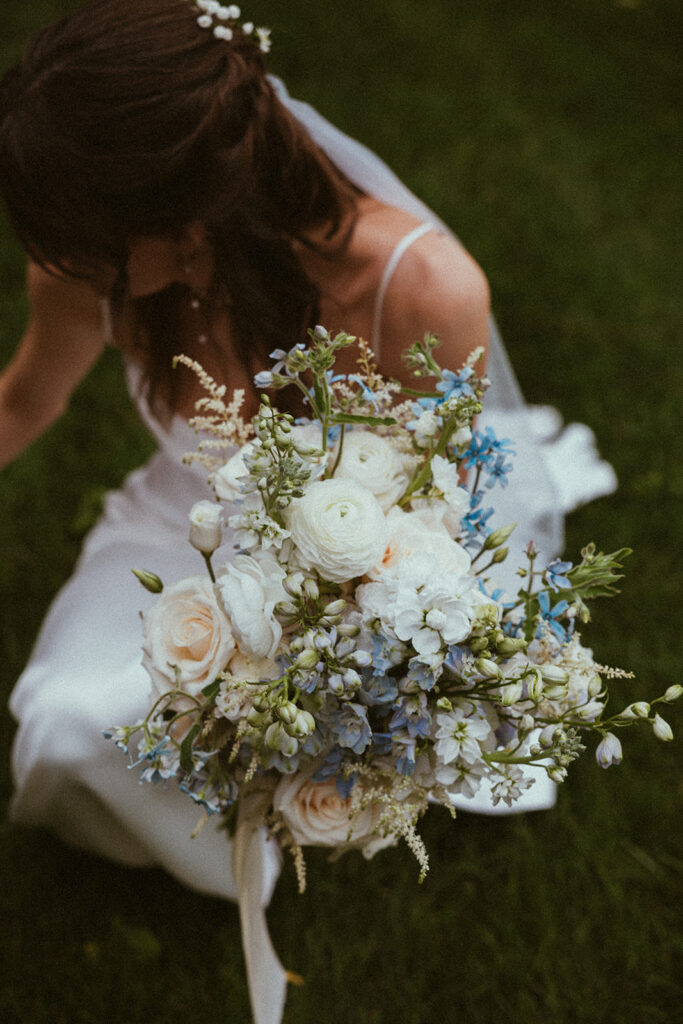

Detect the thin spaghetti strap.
xmin=371 ymin=222 xmax=435 ymax=360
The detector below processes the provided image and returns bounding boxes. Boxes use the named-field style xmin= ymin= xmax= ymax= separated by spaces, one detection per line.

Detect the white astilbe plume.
xmin=174 ymin=354 xmax=254 ymax=472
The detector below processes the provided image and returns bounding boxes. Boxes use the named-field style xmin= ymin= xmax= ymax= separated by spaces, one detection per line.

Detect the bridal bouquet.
xmin=108 ymin=328 xmax=678 ymax=886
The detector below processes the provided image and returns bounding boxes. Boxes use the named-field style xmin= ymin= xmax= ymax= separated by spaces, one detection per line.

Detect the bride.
xmin=0 ymin=0 xmax=614 ymax=911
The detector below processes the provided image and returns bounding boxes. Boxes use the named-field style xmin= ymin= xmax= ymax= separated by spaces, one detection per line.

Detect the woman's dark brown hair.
xmin=0 ymin=0 xmax=360 ymax=416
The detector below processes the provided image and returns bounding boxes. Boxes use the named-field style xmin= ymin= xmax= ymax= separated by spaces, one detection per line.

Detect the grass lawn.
xmin=1 ymin=1 xmax=681 ymax=1022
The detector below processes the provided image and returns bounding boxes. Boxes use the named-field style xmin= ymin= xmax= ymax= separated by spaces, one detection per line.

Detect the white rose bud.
xmin=595 ymin=732 xmax=623 ymax=768
xmin=189 ymin=500 xmax=224 ymax=555
xmin=652 ymin=713 xmax=673 ymax=742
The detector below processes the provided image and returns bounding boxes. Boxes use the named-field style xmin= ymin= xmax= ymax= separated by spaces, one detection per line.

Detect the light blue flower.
xmin=436 ymin=366 xmax=476 ymax=400
xmin=389 ymin=693 xmax=431 ymax=739
xmin=348 ymin=374 xmax=380 ymax=410
xmin=328 ymin=702 xmax=372 ymax=754
xmin=544 ymin=559 xmax=573 ymax=592
xmin=537 ymin=591 xmax=570 ymax=641
xmin=485 ymin=454 xmax=514 ymax=489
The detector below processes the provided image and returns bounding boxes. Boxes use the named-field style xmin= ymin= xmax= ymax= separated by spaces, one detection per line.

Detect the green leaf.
xmin=332 ymin=412 xmax=397 ymax=426
xmin=179 ymin=723 xmax=202 ymax=775
xmin=398 ymin=387 xmax=441 ymax=398
xmin=201 ymin=678 xmax=221 ymax=700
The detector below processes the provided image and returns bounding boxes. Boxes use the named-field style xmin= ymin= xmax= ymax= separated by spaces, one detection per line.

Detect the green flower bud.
xmin=652 ymin=713 xmax=673 ymax=742
xmin=436 ymin=696 xmax=453 ymax=711
xmin=469 ymin=637 xmax=489 ymax=654
xmin=275 ymin=600 xmax=298 ymax=618
xmin=265 ymin=721 xmax=287 ymax=750
xmin=277 ymin=701 xmax=299 ymax=725
xmin=495 ymin=636 xmax=527 ymax=658
xmin=476 ymin=657 xmax=501 ymax=679
xmin=323 ymin=598 xmax=346 ymax=617
xmin=483 ymin=523 xmax=517 ymax=551
xmin=587 ymin=674 xmax=603 ymax=698
xmin=247 ymin=707 xmax=270 ymax=728
xmin=547 ymin=764 xmax=568 ymax=784
xmin=526 ymin=670 xmax=544 ymax=702
xmin=295 ymin=648 xmax=320 ymax=670
xmin=491 ymin=546 xmax=509 ymax=564
xmin=302 ymin=578 xmax=319 ymax=601
xmin=663 ymin=684 xmax=683 ymax=703
xmin=131 ymin=568 xmax=164 ymax=593
xmin=544 ymin=684 xmax=568 ymax=701
xmin=500 ymin=681 xmax=524 ymax=705
xmin=539 ymin=664 xmax=569 ymax=684
xmin=337 ymin=623 xmax=361 ymax=638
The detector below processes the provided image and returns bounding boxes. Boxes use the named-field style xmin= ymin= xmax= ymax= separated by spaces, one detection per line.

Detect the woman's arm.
xmin=375 ymin=231 xmax=491 ymax=383
xmin=0 ymin=263 xmax=107 ymax=470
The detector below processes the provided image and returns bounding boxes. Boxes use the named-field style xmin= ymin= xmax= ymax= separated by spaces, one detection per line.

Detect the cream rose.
xmin=287 ymin=478 xmax=388 ymax=584
xmin=217 ymin=549 xmax=287 ymax=659
xmin=142 ymin=575 xmax=235 ymax=697
xmin=273 ymin=774 xmax=395 ymax=856
xmin=333 ymin=430 xmax=410 ymax=511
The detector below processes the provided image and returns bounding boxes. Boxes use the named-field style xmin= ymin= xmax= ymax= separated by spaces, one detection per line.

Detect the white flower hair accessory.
xmin=195 ymin=2 xmax=272 ymax=52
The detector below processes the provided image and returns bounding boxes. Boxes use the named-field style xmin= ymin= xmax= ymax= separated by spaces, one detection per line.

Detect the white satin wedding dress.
xmin=8 ymin=81 xmax=618 ymax=906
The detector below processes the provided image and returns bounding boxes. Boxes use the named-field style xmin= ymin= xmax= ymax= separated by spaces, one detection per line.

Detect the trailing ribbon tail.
xmin=233 ymin=815 xmax=288 ymax=1024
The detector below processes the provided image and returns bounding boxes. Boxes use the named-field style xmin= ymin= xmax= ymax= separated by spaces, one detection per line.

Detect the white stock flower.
xmin=433 ymin=707 xmax=492 ymax=765
xmin=217 ymin=549 xmax=287 ymax=658
xmin=287 ymin=478 xmax=388 ymax=583
xmin=273 ymin=774 xmax=395 ymax=856
xmin=142 ymin=576 xmax=235 ymax=697
xmin=333 ymin=430 xmax=410 ymax=511
xmin=358 ymin=551 xmax=476 ymax=663
xmin=188 ymin=500 xmax=224 ymax=554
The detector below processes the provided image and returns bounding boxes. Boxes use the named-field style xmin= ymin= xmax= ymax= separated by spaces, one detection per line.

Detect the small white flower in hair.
xmin=195 ymin=1 xmax=270 ymax=50
xmin=256 ymin=26 xmax=272 ymax=53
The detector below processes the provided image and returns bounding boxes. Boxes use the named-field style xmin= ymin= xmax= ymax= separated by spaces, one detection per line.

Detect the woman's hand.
xmin=0 ymin=263 xmax=107 ymax=470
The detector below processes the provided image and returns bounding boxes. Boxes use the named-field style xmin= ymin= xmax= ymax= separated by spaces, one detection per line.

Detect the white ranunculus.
xmin=373 ymin=505 xmax=471 ymax=577
xmin=217 ymin=549 xmax=287 ymax=659
xmin=333 ymin=430 xmax=410 ymax=511
xmin=142 ymin=575 xmax=235 ymax=697
xmin=287 ymin=478 xmax=388 ymax=584
xmin=273 ymin=774 xmax=395 ymax=857
xmin=188 ymin=500 xmax=224 ymax=554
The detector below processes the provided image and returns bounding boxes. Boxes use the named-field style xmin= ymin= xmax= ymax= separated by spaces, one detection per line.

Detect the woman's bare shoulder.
xmin=378 ymin=227 xmax=490 ymax=374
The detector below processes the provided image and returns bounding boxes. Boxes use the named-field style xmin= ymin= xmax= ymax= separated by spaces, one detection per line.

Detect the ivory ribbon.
xmin=233 ymin=815 xmax=288 ymax=1024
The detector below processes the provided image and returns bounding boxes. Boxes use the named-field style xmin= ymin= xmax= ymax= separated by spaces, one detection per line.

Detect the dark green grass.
xmin=1 ymin=1 xmax=681 ymax=1021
